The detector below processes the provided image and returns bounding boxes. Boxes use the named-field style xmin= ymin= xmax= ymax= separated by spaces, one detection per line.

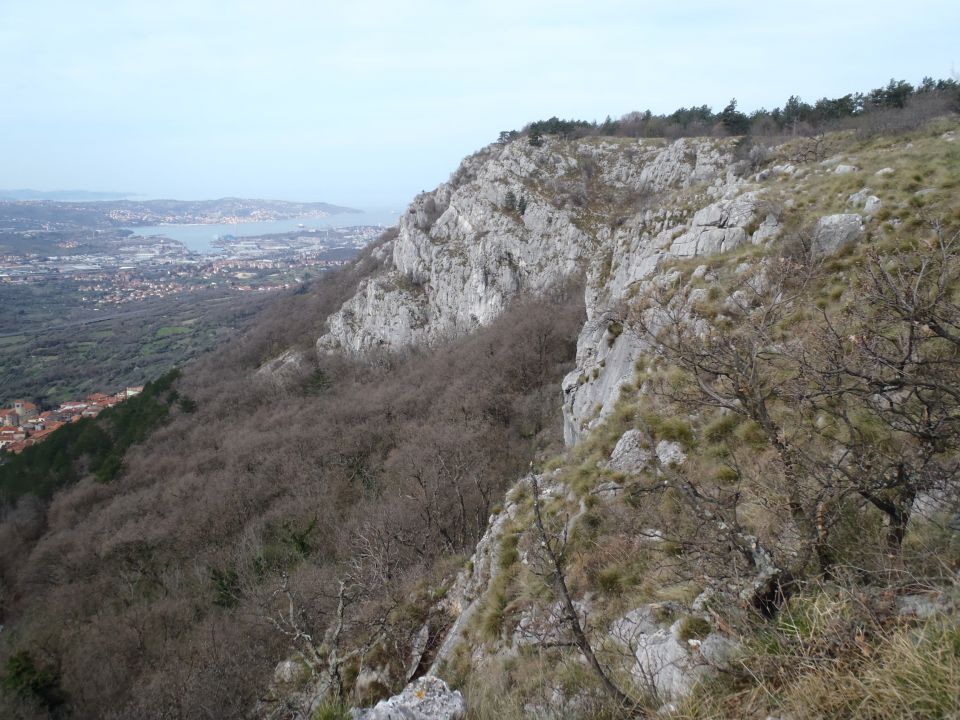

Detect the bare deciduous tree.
xmin=528 ymin=473 xmax=640 ymax=713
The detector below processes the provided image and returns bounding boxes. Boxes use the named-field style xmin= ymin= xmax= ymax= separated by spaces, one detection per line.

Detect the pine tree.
xmin=721 ymin=98 xmax=750 ymax=135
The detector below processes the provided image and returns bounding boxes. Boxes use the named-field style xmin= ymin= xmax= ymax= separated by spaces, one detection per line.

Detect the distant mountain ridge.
xmin=0 ymin=196 xmax=361 ymax=232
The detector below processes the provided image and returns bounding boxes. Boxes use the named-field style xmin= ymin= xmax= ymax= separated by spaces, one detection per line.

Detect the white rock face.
xmin=317 ymin=136 xmax=740 ymax=358
xmin=610 ymin=605 xmax=736 ymax=700
xmin=656 ymin=440 xmax=687 ymax=466
xmin=315 ymin=134 xmax=772 ymax=445
xmin=351 ymin=676 xmax=465 ymax=720
xmin=606 ymin=429 xmax=651 ymax=473
xmin=812 ymin=214 xmax=864 ymax=256
xmin=273 ymin=659 xmax=303 ymax=684
xmin=255 ymin=349 xmax=308 ymax=388
xmin=318 ymin=141 xmax=594 ymax=355
xmin=752 ymin=213 xmax=780 ymax=244
xmin=668 ymin=191 xmax=758 ymax=257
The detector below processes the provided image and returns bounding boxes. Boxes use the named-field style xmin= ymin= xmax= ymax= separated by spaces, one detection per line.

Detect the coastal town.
xmin=0 ymin=387 xmax=142 ymax=455
xmin=1 ymin=224 xmax=380 ymax=305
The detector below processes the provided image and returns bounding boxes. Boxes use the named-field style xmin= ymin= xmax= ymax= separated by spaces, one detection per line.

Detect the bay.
xmin=126 ymin=207 xmax=400 ymax=254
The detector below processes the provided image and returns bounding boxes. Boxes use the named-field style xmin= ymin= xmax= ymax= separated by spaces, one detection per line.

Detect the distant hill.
xmin=0 ymin=197 xmax=362 ymax=231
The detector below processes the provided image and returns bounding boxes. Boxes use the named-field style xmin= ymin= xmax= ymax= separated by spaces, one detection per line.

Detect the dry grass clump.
xmin=675 ymin=581 xmax=960 ymax=720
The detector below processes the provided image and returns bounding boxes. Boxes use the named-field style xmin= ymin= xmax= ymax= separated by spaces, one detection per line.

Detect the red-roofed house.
xmin=0 ymin=426 xmax=26 ymax=442
xmin=28 ymin=422 xmax=64 ymax=443
xmin=6 ymin=440 xmax=30 ymax=454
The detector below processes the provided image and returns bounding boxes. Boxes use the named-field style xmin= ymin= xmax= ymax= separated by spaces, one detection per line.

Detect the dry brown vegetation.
xmin=0 ymin=237 xmax=584 ymax=718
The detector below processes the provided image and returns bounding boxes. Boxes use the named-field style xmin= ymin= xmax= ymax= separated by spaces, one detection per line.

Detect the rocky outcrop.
xmin=351 ymin=676 xmax=465 ymax=720
xmin=317 ymin=136 xmax=743 ymax=358
xmin=428 ymin=489 xmax=525 ymax=675
xmin=423 ymin=465 xmax=740 ymax=708
xmin=812 ymin=213 xmax=864 ymax=256
xmin=610 ymin=604 xmax=737 ymax=701
xmin=604 ymin=430 xmax=686 ymax=474
xmin=255 ymin=348 xmax=308 ymax=388
xmin=314 ymin=130 xmax=896 ymax=447
xmin=315 ymin=134 xmax=775 ymax=446
xmin=848 ymin=188 xmax=882 ymax=215
xmin=605 ymin=428 xmax=651 ymax=473
xmin=668 ymin=191 xmax=759 ymax=257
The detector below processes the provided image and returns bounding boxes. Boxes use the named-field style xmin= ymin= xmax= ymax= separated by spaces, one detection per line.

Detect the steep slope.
xmin=319 ymin=119 xmax=960 ymax=718
xmin=317 ymin=136 xmax=737 ymax=356
xmin=2 ymin=112 xmax=959 ymax=720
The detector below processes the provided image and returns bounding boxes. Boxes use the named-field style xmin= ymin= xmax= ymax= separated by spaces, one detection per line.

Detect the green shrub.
xmin=643 ymin=413 xmax=694 ymax=445
xmin=498 ymin=533 xmax=520 ymax=570
xmin=607 ymin=321 xmax=623 ymax=347
xmin=596 ymin=566 xmax=625 ymax=595
xmin=2 ymin=651 xmax=64 ymax=711
xmin=312 ymin=698 xmax=351 ymax=720
xmin=305 ymin=368 xmax=333 ymax=395
xmin=703 ymin=414 xmax=739 ymax=443
xmin=210 ymin=565 xmax=241 ymax=608
xmin=714 ymin=466 xmax=739 ymax=484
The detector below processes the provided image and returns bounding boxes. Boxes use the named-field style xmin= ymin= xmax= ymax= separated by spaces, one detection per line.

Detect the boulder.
xmin=610 ymin=605 xmax=737 ymax=700
xmin=606 ymin=429 xmax=651 ymax=473
xmin=656 ymin=440 xmax=686 ymax=467
xmin=847 ymin=188 xmax=882 ymax=215
xmin=751 ymin=213 xmax=780 ymax=244
xmin=351 ymin=676 xmax=465 ymax=720
xmin=812 ymin=214 xmax=864 ymax=256
xmin=256 ymin=349 xmax=308 ymax=388
xmin=897 ymin=593 xmax=955 ymax=620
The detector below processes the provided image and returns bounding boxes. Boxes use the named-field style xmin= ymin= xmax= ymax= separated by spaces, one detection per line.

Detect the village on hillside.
xmin=0 ymin=386 xmax=142 ymax=454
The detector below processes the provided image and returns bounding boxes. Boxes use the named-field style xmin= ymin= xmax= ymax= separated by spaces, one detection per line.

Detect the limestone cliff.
xmin=317 ymin=133 xmax=763 ymax=445
xmin=310 ymin=121 xmax=960 ymax=719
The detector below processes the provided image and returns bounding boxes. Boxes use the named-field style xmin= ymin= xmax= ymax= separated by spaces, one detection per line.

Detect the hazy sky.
xmin=1 ymin=1 xmax=957 ymax=207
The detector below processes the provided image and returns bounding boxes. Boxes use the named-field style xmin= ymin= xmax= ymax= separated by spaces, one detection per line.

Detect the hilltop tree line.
xmin=498 ymin=76 xmax=960 ymax=145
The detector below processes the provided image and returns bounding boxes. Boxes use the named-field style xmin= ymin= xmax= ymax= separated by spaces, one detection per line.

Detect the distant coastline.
xmin=127 ymin=207 xmax=399 ymax=253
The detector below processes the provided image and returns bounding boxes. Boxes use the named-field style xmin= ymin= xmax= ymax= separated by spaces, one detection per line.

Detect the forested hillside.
xmin=0 ymin=241 xmax=584 ymax=717
xmin=1 ymin=81 xmax=959 ymax=720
